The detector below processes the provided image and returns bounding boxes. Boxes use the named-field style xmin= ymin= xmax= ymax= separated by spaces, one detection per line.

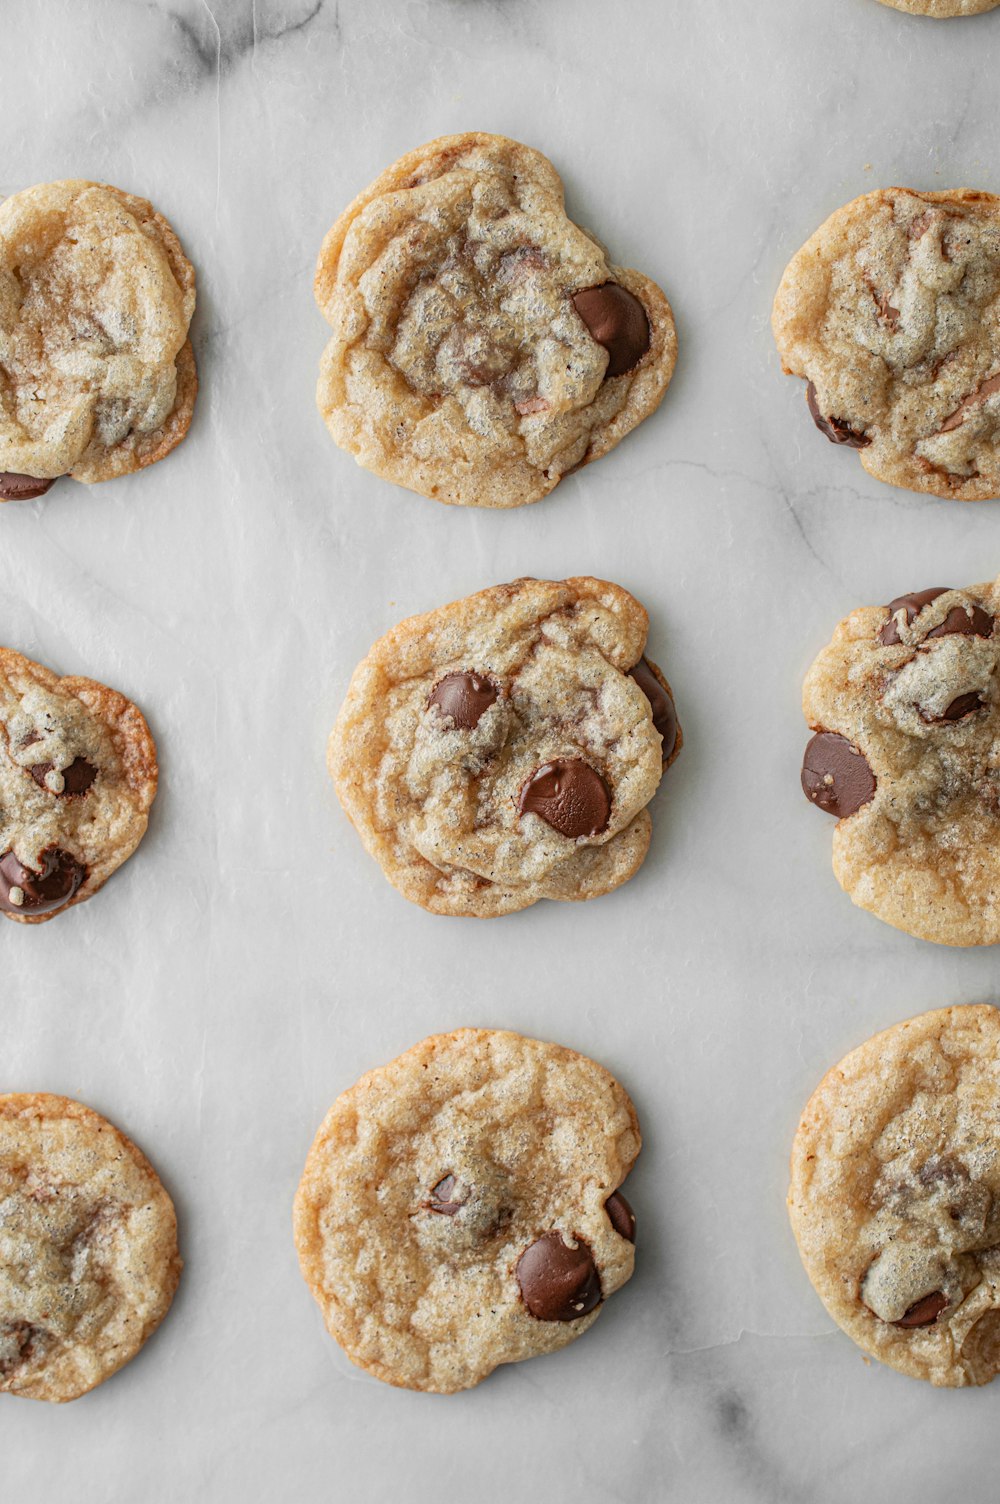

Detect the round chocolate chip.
xmin=605 ymin=1190 xmax=636 ymax=1243
xmin=517 ymin=759 xmax=611 ymax=838
xmin=426 ymin=1175 xmax=464 ymax=1216
xmin=571 ymin=284 xmax=650 ymax=378
xmin=0 ymin=472 xmax=56 ymax=502
xmin=805 ymin=381 xmax=870 ymax=449
xmin=895 ymin=1291 xmax=949 ymax=1329
xmin=29 ymin=757 xmax=97 ymax=797
xmin=880 ymin=588 xmax=993 ymax=646
xmin=801 ymin=732 xmax=876 ymax=819
xmin=427 ymin=672 xmax=498 ymax=730
xmin=629 ymin=657 xmax=678 ymax=763
xmin=0 ymin=848 xmax=86 ymax=917
xmin=516 ymin=1232 xmax=602 ymax=1322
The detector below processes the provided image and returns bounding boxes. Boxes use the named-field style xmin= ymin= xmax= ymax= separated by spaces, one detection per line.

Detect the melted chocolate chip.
xmin=605 ymin=1190 xmax=636 ymax=1243
xmin=937 ymin=692 xmax=983 ymax=723
xmin=516 ymin=1232 xmax=602 ymax=1322
xmin=29 ymin=757 xmax=97 ymax=796
xmin=805 ymin=382 xmax=871 ymax=449
xmin=880 ymin=588 xmax=994 ymax=646
xmin=427 ymin=672 xmax=498 ymax=730
xmin=0 ymin=848 xmax=86 ymax=917
xmin=572 ymin=284 xmax=650 ymax=378
xmin=518 ymin=760 xmax=611 ymax=838
xmin=0 ymin=473 xmax=56 ymax=502
xmin=629 ymin=657 xmax=678 ymax=762
xmin=801 ymin=732 xmax=876 ymax=819
xmin=896 ymin=1291 xmax=949 ymax=1329
xmin=426 ymin=1175 xmax=464 ymax=1216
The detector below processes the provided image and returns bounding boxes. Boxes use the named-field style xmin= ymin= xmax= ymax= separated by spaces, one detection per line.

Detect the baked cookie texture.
xmin=328 ymin=577 xmax=681 ymax=917
xmin=789 ymin=1005 xmax=1000 ymax=1387
xmin=800 ymin=578 xmax=1000 ymax=946
xmin=294 ymin=1029 xmax=640 ymax=1393
xmin=773 ymin=188 xmax=1000 ymax=500
xmin=879 ymin=0 xmax=998 ymax=13
xmin=0 ymin=180 xmax=196 ymax=499
xmin=315 ymin=132 xmax=677 ymax=508
xmin=0 ymin=1093 xmax=181 ymax=1402
xmin=0 ymin=647 xmax=157 ymax=923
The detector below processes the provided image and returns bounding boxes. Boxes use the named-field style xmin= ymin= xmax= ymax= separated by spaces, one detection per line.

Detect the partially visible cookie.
xmin=773 ymin=187 xmax=1000 ymax=499
xmin=0 ymin=647 xmax=157 ymax=923
xmin=328 ymin=577 xmax=681 ymax=916
xmin=0 ymin=180 xmax=197 ymax=501
xmin=878 ymin=0 xmax=998 ymax=13
xmin=789 ymin=1005 xmax=1000 ymax=1386
xmin=800 ymin=577 xmax=1000 ymax=946
xmin=0 ymin=1094 xmax=181 ymax=1402
xmin=315 ymin=132 xmax=677 ymax=508
xmin=293 ymin=1029 xmax=640 ymax=1393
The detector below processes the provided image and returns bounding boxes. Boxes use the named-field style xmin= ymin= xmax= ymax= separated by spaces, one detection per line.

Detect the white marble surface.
xmin=3 ymin=0 xmax=1000 ymax=1497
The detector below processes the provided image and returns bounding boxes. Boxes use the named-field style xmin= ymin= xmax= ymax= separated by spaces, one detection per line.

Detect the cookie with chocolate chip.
xmin=773 ymin=188 xmax=1000 ymax=500
xmin=789 ymin=1005 xmax=1000 ymax=1386
xmin=293 ymin=1029 xmax=639 ymax=1393
xmin=328 ymin=576 xmax=681 ymax=916
xmin=800 ymin=578 xmax=1000 ymax=945
xmin=0 ymin=1093 xmax=181 ymax=1402
xmin=314 ymin=132 xmax=677 ymax=508
xmin=0 ymin=180 xmax=197 ymax=501
xmin=0 ymin=647 xmax=157 ymax=923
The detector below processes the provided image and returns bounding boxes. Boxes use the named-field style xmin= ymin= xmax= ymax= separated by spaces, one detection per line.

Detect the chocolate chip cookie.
xmin=773 ymin=188 xmax=1000 ymax=499
xmin=315 ymin=132 xmax=677 ymax=508
xmin=0 ymin=1094 xmax=181 ymax=1402
xmin=878 ymin=0 xmax=998 ymax=12
xmin=0 ymin=647 xmax=157 ymax=923
xmin=293 ymin=1029 xmax=640 ymax=1393
xmin=790 ymin=1005 xmax=1000 ymax=1386
xmin=328 ymin=577 xmax=681 ymax=916
xmin=0 ymin=180 xmax=196 ymax=501
xmin=800 ymin=579 xmax=1000 ymax=945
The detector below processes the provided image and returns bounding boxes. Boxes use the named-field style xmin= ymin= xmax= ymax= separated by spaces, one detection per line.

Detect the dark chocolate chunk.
xmin=0 ymin=847 xmax=86 ymax=917
xmin=427 ymin=672 xmax=498 ymax=730
xmin=605 ymin=1190 xmax=636 ymax=1243
xmin=516 ymin=1231 xmax=602 ymax=1322
xmin=801 ymin=732 xmax=876 ymax=818
xmin=572 ymin=284 xmax=650 ymax=378
xmin=805 ymin=381 xmax=870 ymax=448
xmin=518 ymin=759 xmax=611 ymax=838
xmin=629 ymin=657 xmax=678 ymax=762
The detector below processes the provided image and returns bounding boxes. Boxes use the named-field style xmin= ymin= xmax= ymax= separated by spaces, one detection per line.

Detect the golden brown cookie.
xmin=315 ymin=132 xmax=677 ymax=508
xmin=0 ymin=1094 xmax=181 ymax=1402
xmin=789 ymin=1005 xmax=1000 ymax=1386
xmin=0 ymin=180 xmax=197 ymax=501
xmin=773 ymin=187 xmax=1000 ymax=500
xmin=328 ymin=577 xmax=681 ymax=916
xmin=0 ymin=647 xmax=157 ymax=923
xmin=293 ymin=1029 xmax=640 ymax=1393
xmin=800 ymin=578 xmax=1000 ymax=946
xmin=878 ymin=0 xmax=998 ymax=13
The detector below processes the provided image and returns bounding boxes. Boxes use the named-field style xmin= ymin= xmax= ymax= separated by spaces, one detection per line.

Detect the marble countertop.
xmin=4 ymin=0 xmax=1000 ymax=1498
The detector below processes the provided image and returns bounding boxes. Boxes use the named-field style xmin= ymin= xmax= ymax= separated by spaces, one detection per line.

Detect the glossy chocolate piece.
xmin=518 ymin=759 xmax=611 ymax=838
xmin=0 ymin=847 xmax=86 ymax=917
xmin=605 ymin=1190 xmax=636 ymax=1243
xmin=427 ymin=672 xmax=498 ymax=730
xmin=629 ymin=657 xmax=678 ymax=762
xmin=516 ymin=1231 xmax=602 ymax=1322
xmin=0 ymin=472 xmax=56 ymax=501
xmin=572 ymin=283 xmax=650 ymax=378
xmin=29 ymin=757 xmax=97 ymax=796
xmin=801 ymin=732 xmax=876 ymax=819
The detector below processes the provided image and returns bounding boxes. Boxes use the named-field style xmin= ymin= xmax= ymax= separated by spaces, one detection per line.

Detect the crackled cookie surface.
xmin=328 ymin=577 xmax=681 ymax=917
xmin=294 ymin=1029 xmax=640 ymax=1393
xmin=0 ymin=1094 xmax=181 ymax=1402
xmin=315 ymin=132 xmax=677 ymax=508
xmin=790 ymin=1006 xmax=1000 ymax=1386
xmin=0 ymin=648 xmax=157 ymax=923
xmin=0 ymin=180 xmax=196 ymax=500
xmin=773 ymin=188 xmax=1000 ymax=499
xmin=800 ymin=578 xmax=1000 ymax=945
